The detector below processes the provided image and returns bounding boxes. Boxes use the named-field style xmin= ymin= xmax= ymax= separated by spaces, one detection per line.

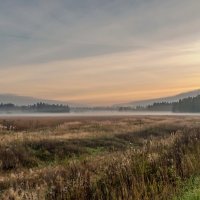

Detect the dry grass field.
xmin=0 ymin=115 xmax=200 ymax=199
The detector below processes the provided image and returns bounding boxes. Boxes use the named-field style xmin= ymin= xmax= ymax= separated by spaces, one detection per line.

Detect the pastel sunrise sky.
xmin=0 ymin=0 xmax=200 ymax=105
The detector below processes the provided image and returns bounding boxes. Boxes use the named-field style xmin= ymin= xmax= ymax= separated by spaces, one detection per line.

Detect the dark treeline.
xmin=0 ymin=102 xmax=70 ymax=113
xmin=172 ymin=95 xmax=200 ymax=113
xmin=118 ymin=102 xmax=172 ymax=112
xmin=72 ymin=95 xmax=200 ymax=113
xmin=1 ymin=95 xmax=200 ymax=113
xmin=118 ymin=95 xmax=200 ymax=113
xmin=146 ymin=102 xmax=173 ymax=111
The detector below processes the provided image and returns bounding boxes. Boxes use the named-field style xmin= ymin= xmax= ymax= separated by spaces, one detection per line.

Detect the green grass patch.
xmin=174 ymin=176 xmax=200 ymax=200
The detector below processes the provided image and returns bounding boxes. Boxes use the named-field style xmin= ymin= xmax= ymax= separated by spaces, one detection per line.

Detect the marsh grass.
xmin=0 ymin=116 xmax=200 ymax=199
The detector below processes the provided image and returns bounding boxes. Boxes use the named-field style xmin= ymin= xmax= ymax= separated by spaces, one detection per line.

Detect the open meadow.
xmin=0 ymin=115 xmax=200 ymax=200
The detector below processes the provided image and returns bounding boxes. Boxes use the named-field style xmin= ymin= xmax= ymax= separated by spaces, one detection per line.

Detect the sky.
xmin=0 ymin=0 xmax=200 ymax=105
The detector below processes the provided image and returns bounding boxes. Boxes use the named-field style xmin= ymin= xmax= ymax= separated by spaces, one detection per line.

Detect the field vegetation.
xmin=0 ymin=116 xmax=200 ymax=199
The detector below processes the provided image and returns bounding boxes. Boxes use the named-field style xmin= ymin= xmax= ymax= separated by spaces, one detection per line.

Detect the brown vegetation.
xmin=0 ymin=116 xmax=200 ymax=199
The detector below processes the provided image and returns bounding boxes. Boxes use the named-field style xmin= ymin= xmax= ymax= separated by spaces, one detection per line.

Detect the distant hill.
xmin=0 ymin=94 xmax=80 ymax=107
xmin=114 ymin=89 xmax=200 ymax=107
xmin=1 ymin=89 xmax=200 ymax=108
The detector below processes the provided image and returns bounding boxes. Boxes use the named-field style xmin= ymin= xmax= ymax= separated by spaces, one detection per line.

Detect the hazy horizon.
xmin=1 ymin=88 xmax=200 ymax=107
xmin=1 ymin=0 xmax=200 ymax=105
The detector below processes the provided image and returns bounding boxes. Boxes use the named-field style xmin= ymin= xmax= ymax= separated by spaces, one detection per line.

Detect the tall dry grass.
xmin=0 ymin=116 xmax=200 ymax=199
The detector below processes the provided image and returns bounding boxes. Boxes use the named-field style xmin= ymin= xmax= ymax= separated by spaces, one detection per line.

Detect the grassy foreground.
xmin=0 ymin=116 xmax=200 ymax=199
